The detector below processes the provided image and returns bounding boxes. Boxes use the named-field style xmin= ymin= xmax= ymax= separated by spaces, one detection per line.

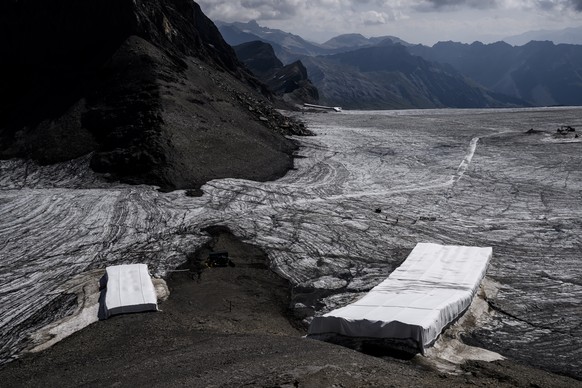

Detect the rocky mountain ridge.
xmin=409 ymin=40 xmax=582 ymax=107
xmin=217 ymin=21 xmax=410 ymax=57
xmin=218 ymin=21 xmax=527 ymax=109
xmin=233 ymin=41 xmax=319 ymax=105
xmin=303 ymin=44 xmax=525 ymax=109
xmin=503 ymin=26 xmax=582 ymax=46
xmin=218 ymin=21 xmax=582 ymax=109
xmin=0 ymin=0 xmax=309 ymax=190
xmin=216 ymin=19 xmax=325 ymax=57
xmin=321 ymin=33 xmax=411 ymax=50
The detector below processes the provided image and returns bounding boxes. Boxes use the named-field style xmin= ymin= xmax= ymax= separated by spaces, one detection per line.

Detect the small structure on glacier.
xmin=102 ymin=264 xmax=158 ymax=319
xmin=308 ymin=243 xmax=492 ymax=354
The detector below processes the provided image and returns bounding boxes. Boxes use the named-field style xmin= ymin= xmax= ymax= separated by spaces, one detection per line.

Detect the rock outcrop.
xmin=233 ymin=41 xmax=319 ymax=105
xmin=0 ymin=0 xmax=309 ymax=190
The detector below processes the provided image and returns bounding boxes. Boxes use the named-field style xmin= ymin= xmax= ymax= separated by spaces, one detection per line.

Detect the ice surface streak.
xmin=0 ymin=171 xmax=211 ymax=363
xmin=1 ymin=107 xmax=582 ymax=379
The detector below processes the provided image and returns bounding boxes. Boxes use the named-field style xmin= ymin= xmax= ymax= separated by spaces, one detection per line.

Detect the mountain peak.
xmin=323 ymin=33 xmax=372 ymax=49
xmin=503 ymin=26 xmax=582 ymax=46
xmin=218 ymin=20 xmax=324 ymax=57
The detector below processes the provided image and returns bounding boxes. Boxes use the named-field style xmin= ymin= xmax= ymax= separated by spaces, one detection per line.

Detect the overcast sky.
xmin=198 ymin=0 xmax=582 ymax=45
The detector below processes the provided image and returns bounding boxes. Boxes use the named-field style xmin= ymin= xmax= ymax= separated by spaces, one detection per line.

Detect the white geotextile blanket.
xmin=308 ymin=243 xmax=492 ymax=352
xmin=104 ymin=264 xmax=158 ymax=318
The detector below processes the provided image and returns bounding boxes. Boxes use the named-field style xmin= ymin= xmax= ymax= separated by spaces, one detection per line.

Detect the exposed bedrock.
xmin=233 ymin=41 xmax=319 ymax=105
xmin=0 ymin=0 xmax=309 ymax=190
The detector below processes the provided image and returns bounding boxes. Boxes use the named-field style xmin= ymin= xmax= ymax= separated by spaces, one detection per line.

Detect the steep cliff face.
xmin=270 ymin=61 xmax=319 ymax=104
xmin=233 ymin=41 xmax=319 ymax=105
xmin=233 ymin=41 xmax=285 ymax=77
xmin=0 ymin=0 xmax=307 ymax=190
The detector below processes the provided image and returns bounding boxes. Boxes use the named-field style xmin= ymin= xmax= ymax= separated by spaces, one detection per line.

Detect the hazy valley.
xmin=218 ymin=20 xmax=582 ymax=110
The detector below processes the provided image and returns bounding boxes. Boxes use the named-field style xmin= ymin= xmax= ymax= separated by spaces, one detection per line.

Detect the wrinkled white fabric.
xmin=104 ymin=264 xmax=158 ymax=318
xmin=308 ymin=243 xmax=492 ymax=352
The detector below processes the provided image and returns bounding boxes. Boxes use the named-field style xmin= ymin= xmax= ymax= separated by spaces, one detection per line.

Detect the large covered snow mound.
xmin=103 ymin=264 xmax=158 ymax=318
xmin=308 ymin=243 xmax=492 ymax=353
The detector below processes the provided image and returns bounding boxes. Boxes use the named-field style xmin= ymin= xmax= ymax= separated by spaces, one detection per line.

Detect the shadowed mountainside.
xmin=233 ymin=41 xmax=319 ymax=105
xmin=0 ymin=0 xmax=310 ymax=191
xmin=303 ymin=44 xmax=526 ymax=109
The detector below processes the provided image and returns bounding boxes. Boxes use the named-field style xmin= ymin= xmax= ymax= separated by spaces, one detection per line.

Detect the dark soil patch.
xmin=169 ymin=225 xmax=302 ymax=336
xmin=0 ymin=229 xmax=579 ymax=387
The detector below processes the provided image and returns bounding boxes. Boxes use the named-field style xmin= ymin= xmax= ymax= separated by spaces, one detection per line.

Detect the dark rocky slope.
xmin=0 ymin=0 xmax=309 ymax=191
xmin=233 ymin=41 xmax=319 ymax=105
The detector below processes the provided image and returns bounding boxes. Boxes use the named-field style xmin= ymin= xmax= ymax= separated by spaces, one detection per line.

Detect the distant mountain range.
xmin=503 ymin=26 xmax=582 ymax=46
xmin=216 ymin=20 xmax=410 ymax=57
xmin=216 ymin=20 xmax=325 ymax=57
xmin=409 ymin=40 xmax=582 ymax=106
xmin=301 ymin=45 xmax=524 ymax=109
xmin=218 ymin=21 xmax=582 ymax=109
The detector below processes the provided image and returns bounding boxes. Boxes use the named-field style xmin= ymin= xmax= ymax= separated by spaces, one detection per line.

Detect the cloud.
xmin=199 ymin=0 xmax=582 ymax=21
xmin=360 ymin=10 xmax=389 ymax=25
xmin=503 ymin=0 xmax=582 ymax=12
xmin=510 ymin=0 xmax=582 ymax=12
xmin=406 ymin=0 xmax=582 ymax=12
xmin=414 ymin=0 xmax=498 ymax=11
xmin=197 ymin=0 xmax=409 ymax=35
xmin=198 ymin=0 xmax=308 ymax=21
xmin=554 ymin=0 xmax=582 ymax=11
xmin=198 ymin=0 xmax=582 ymax=44
xmin=199 ymin=0 xmax=411 ymax=27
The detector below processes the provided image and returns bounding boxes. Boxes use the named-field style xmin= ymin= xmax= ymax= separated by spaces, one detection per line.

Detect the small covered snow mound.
xmin=308 ymin=243 xmax=492 ymax=354
xmin=104 ymin=264 xmax=158 ymax=318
